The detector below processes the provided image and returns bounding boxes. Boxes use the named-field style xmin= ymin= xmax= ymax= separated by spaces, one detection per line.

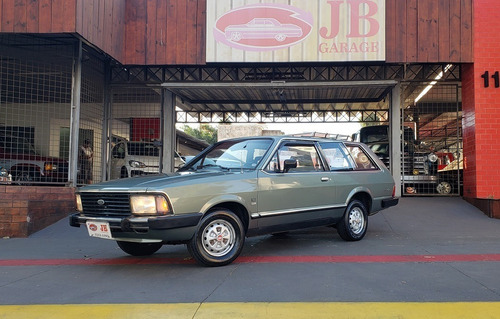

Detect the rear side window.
xmin=345 ymin=145 xmax=378 ymax=170
xmin=320 ymin=142 xmax=378 ymax=171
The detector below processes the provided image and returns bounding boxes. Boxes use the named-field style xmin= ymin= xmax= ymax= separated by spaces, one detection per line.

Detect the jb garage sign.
xmin=206 ymin=0 xmax=386 ymax=63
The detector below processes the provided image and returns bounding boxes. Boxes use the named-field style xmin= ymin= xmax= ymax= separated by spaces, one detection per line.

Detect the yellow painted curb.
xmin=1 ymin=302 xmax=499 ymax=319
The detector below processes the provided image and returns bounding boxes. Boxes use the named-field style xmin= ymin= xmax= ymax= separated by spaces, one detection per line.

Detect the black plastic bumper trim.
xmin=69 ymin=212 xmax=203 ymax=231
xmin=382 ymin=198 xmax=399 ymax=208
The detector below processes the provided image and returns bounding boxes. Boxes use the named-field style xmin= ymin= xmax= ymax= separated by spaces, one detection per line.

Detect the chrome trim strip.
xmin=252 ymin=204 xmax=346 ymax=218
xmin=112 ymin=238 xmax=162 ymax=243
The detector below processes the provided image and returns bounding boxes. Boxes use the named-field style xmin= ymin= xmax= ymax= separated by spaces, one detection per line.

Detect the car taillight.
xmin=44 ymin=163 xmax=57 ymax=171
xmin=392 ymin=185 xmax=396 ymax=198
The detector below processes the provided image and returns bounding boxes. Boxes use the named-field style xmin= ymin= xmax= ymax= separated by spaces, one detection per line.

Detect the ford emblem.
xmin=97 ymin=199 xmax=105 ymax=205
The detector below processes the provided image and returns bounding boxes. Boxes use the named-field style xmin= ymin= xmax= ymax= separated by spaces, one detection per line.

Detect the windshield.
xmin=0 ymin=135 xmax=38 ymax=155
xmin=359 ymin=126 xmax=416 ymax=144
xmin=180 ymin=138 xmax=273 ymax=171
xmin=359 ymin=126 xmax=388 ymax=143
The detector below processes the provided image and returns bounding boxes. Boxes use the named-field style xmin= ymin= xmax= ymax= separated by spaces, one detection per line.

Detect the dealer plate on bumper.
xmin=86 ymin=221 xmax=113 ymax=239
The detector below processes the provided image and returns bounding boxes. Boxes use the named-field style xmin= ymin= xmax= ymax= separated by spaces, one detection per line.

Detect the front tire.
xmin=117 ymin=241 xmax=163 ymax=256
xmin=187 ymin=209 xmax=245 ymax=267
xmin=337 ymin=200 xmax=368 ymax=241
xmin=13 ymin=171 xmax=36 ymax=185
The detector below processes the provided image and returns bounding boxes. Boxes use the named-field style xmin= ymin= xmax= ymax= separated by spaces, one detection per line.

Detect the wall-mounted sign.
xmin=206 ymin=0 xmax=386 ymax=63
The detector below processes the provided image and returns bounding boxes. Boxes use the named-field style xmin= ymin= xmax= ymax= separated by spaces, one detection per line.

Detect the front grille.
xmin=80 ymin=193 xmax=131 ymax=217
xmin=403 ymin=153 xmax=430 ymax=175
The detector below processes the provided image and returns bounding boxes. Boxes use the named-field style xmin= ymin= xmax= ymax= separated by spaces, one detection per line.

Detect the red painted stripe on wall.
xmin=1 ymin=254 xmax=500 ymax=267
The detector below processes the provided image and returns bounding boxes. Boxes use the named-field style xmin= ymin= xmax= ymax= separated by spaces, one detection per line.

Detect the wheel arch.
xmin=348 ymin=191 xmax=372 ymax=213
xmin=10 ymin=163 xmax=41 ymax=173
xmin=10 ymin=164 xmax=42 ymax=179
xmin=205 ymin=201 xmax=250 ymax=232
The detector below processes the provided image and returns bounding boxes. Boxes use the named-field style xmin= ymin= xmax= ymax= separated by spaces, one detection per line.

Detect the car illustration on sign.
xmin=225 ymin=18 xmax=303 ymax=42
xmin=70 ymin=136 xmax=398 ymax=267
xmin=213 ymin=3 xmax=312 ymax=51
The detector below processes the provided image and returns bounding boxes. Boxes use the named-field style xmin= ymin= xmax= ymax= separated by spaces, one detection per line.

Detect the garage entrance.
xmin=0 ymin=32 xmax=462 ymax=197
xmin=110 ymin=64 xmax=462 ymax=197
xmin=400 ymin=83 xmax=462 ymax=196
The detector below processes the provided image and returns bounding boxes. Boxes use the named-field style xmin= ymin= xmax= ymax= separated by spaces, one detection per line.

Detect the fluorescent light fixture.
xmin=414 ymin=64 xmax=453 ymax=103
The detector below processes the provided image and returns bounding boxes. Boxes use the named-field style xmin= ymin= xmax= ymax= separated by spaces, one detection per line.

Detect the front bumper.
xmin=402 ymin=175 xmax=438 ymax=184
xmin=70 ymin=212 xmax=202 ymax=233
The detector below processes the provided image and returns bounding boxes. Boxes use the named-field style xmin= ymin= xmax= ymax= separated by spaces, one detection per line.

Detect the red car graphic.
xmin=225 ymin=18 xmax=303 ymax=42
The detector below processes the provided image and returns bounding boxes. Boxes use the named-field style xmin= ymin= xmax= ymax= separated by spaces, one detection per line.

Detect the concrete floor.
xmin=1 ymin=197 xmax=499 ymax=317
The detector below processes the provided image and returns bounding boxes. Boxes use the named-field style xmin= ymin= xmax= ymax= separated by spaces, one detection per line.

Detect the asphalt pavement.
xmin=1 ymin=197 xmax=500 ymax=318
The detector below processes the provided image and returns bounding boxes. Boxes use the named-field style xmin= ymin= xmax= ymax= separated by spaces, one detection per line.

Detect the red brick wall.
xmin=0 ymin=186 xmax=75 ymax=238
xmin=461 ymin=0 xmax=500 ymax=200
xmin=462 ymin=64 xmax=477 ymax=198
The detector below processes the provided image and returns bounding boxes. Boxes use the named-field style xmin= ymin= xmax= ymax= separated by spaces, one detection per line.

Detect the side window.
xmin=264 ymin=143 xmax=323 ymax=173
xmin=112 ymin=143 xmax=125 ymax=159
xmin=319 ymin=142 xmax=353 ymax=171
xmin=111 ymin=144 xmax=119 ymax=158
xmin=345 ymin=145 xmax=378 ymax=170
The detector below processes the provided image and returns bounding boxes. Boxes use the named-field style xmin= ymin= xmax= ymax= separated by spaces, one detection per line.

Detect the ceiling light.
xmin=414 ymin=64 xmax=452 ymax=103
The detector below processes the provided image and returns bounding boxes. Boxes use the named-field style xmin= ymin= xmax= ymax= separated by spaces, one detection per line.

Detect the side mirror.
xmin=283 ymin=159 xmax=297 ymax=173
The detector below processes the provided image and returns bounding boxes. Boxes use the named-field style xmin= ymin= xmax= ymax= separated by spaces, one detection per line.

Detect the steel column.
xmin=69 ymin=40 xmax=82 ymax=187
xmin=101 ymin=59 xmax=112 ymax=182
xmin=390 ymin=83 xmax=402 ymax=197
xmin=161 ymin=89 xmax=176 ymax=173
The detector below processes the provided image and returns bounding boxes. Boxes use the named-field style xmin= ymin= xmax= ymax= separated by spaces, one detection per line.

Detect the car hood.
xmin=78 ymin=170 xmax=246 ymax=192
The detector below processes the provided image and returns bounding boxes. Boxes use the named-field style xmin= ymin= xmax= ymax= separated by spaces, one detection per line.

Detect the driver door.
xmin=256 ymin=141 xmax=336 ymax=230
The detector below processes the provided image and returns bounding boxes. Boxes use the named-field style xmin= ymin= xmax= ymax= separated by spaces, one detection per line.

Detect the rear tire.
xmin=275 ymin=34 xmax=286 ymax=42
xmin=337 ymin=199 xmax=368 ymax=241
xmin=187 ymin=209 xmax=245 ymax=267
xmin=117 ymin=241 xmax=163 ymax=256
xmin=436 ymin=181 xmax=452 ymax=194
xmin=230 ymin=32 xmax=242 ymax=42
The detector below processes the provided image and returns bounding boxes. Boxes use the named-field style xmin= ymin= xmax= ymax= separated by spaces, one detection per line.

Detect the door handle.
xmin=321 ymin=177 xmax=330 ymax=182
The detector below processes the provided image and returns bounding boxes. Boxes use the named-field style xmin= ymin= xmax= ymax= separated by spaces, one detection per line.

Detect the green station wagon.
xmin=70 ymin=136 xmax=398 ymax=266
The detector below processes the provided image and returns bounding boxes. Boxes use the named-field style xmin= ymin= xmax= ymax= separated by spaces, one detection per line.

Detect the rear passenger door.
xmin=319 ymin=141 xmax=380 ymax=204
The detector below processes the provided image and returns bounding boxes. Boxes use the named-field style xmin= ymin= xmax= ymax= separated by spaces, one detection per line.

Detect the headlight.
xmin=129 ymin=160 xmax=146 ymax=168
xmin=130 ymin=195 xmax=171 ymax=216
xmin=0 ymin=167 xmax=8 ymax=177
xmin=76 ymin=194 xmax=83 ymax=212
xmin=427 ymin=153 xmax=438 ymax=163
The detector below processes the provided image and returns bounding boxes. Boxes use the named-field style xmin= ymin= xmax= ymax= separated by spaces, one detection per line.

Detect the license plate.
xmin=0 ymin=176 xmax=11 ymax=184
xmin=86 ymin=221 xmax=113 ymax=239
